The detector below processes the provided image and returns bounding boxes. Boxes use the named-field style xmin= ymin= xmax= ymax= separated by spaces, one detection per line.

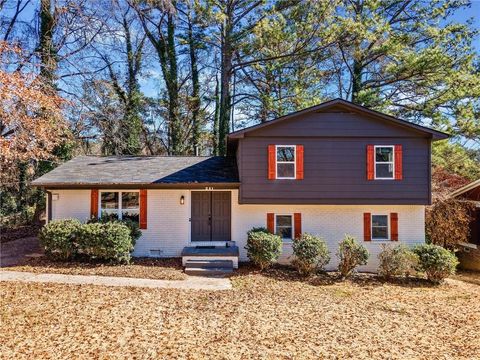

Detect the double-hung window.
xmin=275 ymin=214 xmax=293 ymax=241
xmin=276 ymin=145 xmax=296 ymax=179
xmin=100 ymin=191 xmax=140 ymax=223
xmin=374 ymin=146 xmax=394 ymax=179
xmin=371 ymin=214 xmax=389 ymax=240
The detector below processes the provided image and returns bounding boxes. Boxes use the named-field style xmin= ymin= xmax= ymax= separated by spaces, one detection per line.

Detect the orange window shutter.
xmin=267 ymin=213 xmax=275 ymax=233
xmin=367 ymin=145 xmax=374 ymax=180
xmin=294 ymin=213 xmax=302 ymax=239
xmin=90 ymin=189 xmax=99 ymax=218
xmin=390 ymin=213 xmax=398 ymax=241
xmin=268 ymin=145 xmax=276 ymax=180
xmin=139 ymin=189 xmax=147 ymax=230
xmin=394 ymin=145 xmax=403 ymax=180
xmin=296 ymin=145 xmax=304 ymax=180
xmin=363 ymin=213 xmax=371 ymax=241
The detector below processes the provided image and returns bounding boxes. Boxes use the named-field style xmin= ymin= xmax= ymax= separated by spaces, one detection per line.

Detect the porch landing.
xmin=182 ymin=245 xmax=239 ymax=275
xmin=181 ymin=245 xmax=239 ymax=257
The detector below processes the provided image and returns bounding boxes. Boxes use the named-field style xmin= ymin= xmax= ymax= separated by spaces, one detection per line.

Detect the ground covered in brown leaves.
xmin=0 ymin=224 xmax=41 ymax=243
xmin=6 ymin=257 xmax=187 ymax=280
xmin=1 ymin=266 xmax=479 ymax=360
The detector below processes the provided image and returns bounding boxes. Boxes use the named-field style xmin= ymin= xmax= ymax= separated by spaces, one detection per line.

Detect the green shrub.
xmin=88 ymin=216 xmax=142 ymax=247
xmin=337 ymin=234 xmax=369 ymax=278
xmin=39 ymin=219 xmax=81 ymax=260
xmin=413 ymin=244 xmax=459 ymax=283
xmin=292 ymin=233 xmax=330 ymax=275
xmin=377 ymin=244 xmax=419 ymax=279
xmin=245 ymin=227 xmax=282 ymax=270
xmin=76 ymin=222 xmax=134 ymax=263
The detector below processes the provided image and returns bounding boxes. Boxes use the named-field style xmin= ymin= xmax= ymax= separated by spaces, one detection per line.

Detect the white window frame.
xmin=275 ymin=145 xmax=296 ymax=180
xmin=371 ymin=213 xmax=390 ymax=241
xmin=99 ymin=190 xmax=140 ymax=220
xmin=275 ymin=213 xmax=294 ymax=242
xmin=374 ymin=145 xmax=395 ymax=180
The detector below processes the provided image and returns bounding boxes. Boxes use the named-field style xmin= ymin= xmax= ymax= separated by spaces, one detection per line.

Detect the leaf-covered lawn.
xmin=1 ymin=267 xmax=479 ymax=359
xmin=6 ymin=257 xmax=186 ymax=281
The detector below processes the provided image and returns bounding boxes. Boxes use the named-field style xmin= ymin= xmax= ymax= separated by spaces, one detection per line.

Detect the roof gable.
xmin=228 ymin=99 xmax=449 ymax=140
xmin=450 ymin=179 xmax=480 ymax=201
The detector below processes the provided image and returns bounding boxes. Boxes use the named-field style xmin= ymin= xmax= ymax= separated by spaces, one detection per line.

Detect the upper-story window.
xmin=100 ymin=191 xmax=139 ymax=223
xmin=276 ymin=145 xmax=296 ymax=179
xmin=374 ymin=146 xmax=394 ymax=179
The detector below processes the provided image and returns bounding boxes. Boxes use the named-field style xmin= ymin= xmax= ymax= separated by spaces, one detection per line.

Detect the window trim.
xmin=275 ymin=145 xmax=296 ymax=180
xmin=374 ymin=145 xmax=395 ymax=180
xmin=371 ymin=213 xmax=390 ymax=241
xmin=274 ymin=213 xmax=294 ymax=242
xmin=99 ymin=190 xmax=140 ymax=221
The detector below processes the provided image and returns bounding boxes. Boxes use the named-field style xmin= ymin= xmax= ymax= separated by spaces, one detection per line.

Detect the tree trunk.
xmin=166 ymin=13 xmax=181 ymax=155
xmin=351 ymin=57 xmax=363 ymax=104
xmin=123 ymin=17 xmax=143 ymax=155
xmin=218 ymin=13 xmax=233 ymax=156
xmin=213 ymin=74 xmax=220 ymax=155
xmin=187 ymin=14 xmax=201 ymax=155
xmin=38 ymin=0 xmax=57 ymax=87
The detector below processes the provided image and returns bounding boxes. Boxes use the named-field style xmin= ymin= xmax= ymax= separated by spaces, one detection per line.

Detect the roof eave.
xmin=33 ymin=182 xmax=241 ymax=189
xmin=450 ymin=179 xmax=480 ymax=198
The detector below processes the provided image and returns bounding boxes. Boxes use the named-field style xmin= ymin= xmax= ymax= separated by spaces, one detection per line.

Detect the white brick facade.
xmin=50 ymin=189 xmax=425 ymax=272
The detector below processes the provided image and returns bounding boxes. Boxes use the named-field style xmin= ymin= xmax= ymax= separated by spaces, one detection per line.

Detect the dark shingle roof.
xmin=32 ymin=156 xmax=239 ymax=187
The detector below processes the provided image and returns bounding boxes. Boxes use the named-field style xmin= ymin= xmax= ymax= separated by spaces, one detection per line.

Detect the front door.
xmin=191 ymin=191 xmax=231 ymax=242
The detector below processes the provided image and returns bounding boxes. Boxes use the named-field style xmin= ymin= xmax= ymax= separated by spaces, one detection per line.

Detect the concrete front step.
xmin=184 ymin=259 xmax=234 ymax=276
xmin=185 ymin=259 xmax=234 ymax=269
xmin=184 ymin=267 xmax=234 ymax=276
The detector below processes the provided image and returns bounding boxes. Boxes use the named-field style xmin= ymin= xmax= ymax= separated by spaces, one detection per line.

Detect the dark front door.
xmin=191 ymin=191 xmax=231 ymax=242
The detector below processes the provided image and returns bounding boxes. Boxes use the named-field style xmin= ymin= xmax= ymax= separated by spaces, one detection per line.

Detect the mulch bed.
xmin=6 ymin=256 xmax=187 ymax=281
xmin=1 ymin=265 xmax=479 ymax=359
xmin=0 ymin=224 xmax=41 ymax=243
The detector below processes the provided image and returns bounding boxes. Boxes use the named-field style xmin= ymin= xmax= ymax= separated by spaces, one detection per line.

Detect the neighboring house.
xmin=32 ymin=99 xmax=448 ymax=274
xmin=451 ymin=179 xmax=480 ymax=271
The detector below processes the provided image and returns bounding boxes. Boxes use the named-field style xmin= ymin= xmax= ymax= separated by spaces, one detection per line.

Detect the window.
xmin=276 ymin=214 xmax=293 ymax=241
xmin=371 ymin=214 xmax=389 ymax=240
xmin=374 ymin=146 xmax=394 ymax=179
xmin=276 ymin=145 xmax=296 ymax=179
xmin=100 ymin=191 xmax=139 ymax=223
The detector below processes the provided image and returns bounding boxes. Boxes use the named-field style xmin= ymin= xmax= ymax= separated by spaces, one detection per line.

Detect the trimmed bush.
xmin=377 ymin=244 xmax=419 ymax=279
xmin=337 ymin=234 xmax=369 ymax=278
xmin=292 ymin=233 xmax=331 ymax=275
xmin=76 ymin=222 xmax=134 ymax=263
xmin=39 ymin=219 xmax=81 ymax=260
xmin=88 ymin=216 xmax=142 ymax=247
xmin=413 ymin=244 xmax=459 ymax=283
xmin=245 ymin=227 xmax=282 ymax=270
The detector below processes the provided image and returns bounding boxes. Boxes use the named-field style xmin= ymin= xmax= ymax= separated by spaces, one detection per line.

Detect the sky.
xmin=451 ymin=0 xmax=480 ymax=51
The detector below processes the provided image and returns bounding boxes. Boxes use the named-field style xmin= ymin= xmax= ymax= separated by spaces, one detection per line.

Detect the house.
xmin=450 ymin=179 xmax=480 ymax=270
xmin=32 ymin=99 xmax=449 ymax=274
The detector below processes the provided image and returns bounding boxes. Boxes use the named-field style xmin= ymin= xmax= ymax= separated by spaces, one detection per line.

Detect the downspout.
xmin=45 ymin=190 xmax=52 ymax=224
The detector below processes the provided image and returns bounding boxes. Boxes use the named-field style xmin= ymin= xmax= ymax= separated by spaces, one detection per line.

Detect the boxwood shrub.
xmin=337 ymin=234 xmax=369 ymax=278
xmin=292 ymin=233 xmax=330 ymax=275
xmin=39 ymin=219 xmax=81 ymax=260
xmin=245 ymin=227 xmax=282 ymax=270
xmin=76 ymin=222 xmax=134 ymax=264
xmin=413 ymin=244 xmax=458 ymax=283
xmin=88 ymin=216 xmax=141 ymax=247
xmin=377 ymin=244 xmax=419 ymax=279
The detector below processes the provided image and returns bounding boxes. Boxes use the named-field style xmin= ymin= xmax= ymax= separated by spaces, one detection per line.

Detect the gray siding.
xmin=236 ymin=111 xmax=432 ymax=205
xmin=249 ymin=112 xmax=423 ymax=138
